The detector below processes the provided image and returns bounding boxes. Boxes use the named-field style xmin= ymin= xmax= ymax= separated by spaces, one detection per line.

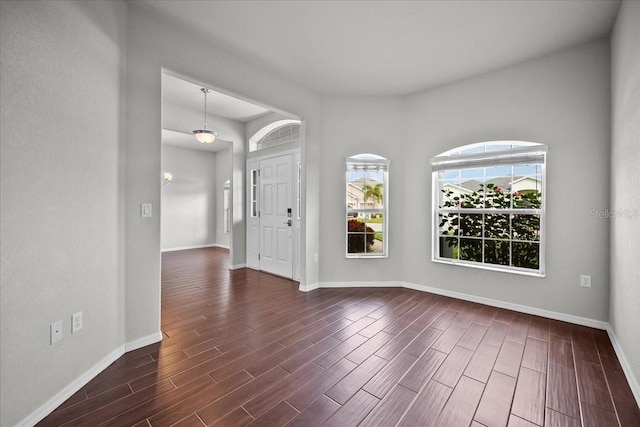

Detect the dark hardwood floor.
xmin=39 ymin=247 xmax=640 ymax=426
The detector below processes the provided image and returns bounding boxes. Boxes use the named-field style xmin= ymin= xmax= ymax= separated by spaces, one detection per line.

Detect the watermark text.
xmin=590 ymin=208 xmax=639 ymax=219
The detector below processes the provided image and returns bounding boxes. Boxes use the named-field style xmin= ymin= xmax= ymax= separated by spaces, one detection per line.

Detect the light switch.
xmin=141 ymin=203 xmax=152 ymax=218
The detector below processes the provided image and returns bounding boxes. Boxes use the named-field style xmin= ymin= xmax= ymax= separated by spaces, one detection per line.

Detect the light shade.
xmin=193 ymin=88 xmax=218 ymax=144
xmin=193 ymin=129 xmax=217 ymax=144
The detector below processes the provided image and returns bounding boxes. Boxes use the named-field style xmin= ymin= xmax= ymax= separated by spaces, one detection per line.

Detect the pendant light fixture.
xmin=193 ymin=88 xmax=218 ymax=144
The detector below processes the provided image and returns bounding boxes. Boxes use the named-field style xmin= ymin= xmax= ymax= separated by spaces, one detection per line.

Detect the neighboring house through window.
xmin=431 ymin=141 xmax=547 ymax=276
xmin=346 ymin=153 xmax=389 ymax=258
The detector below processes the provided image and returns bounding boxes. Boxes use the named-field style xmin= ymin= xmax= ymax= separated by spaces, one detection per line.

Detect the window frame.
xmin=223 ymin=180 xmax=231 ymax=234
xmin=249 ymin=120 xmax=302 ymax=152
xmin=249 ymin=169 xmax=258 ymax=218
xmin=297 ymin=161 xmax=302 ymax=220
xmin=431 ymin=141 xmax=547 ymax=277
xmin=346 ymin=153 xmax=390 ymax=259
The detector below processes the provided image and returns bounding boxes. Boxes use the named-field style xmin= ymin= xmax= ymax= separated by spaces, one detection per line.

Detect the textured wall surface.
xmin=319 ymin=39 xmax=612 ymax=321
xmin=0 ymin=1 xmax=127 ymax=425
xmin=611 ymin=0 xmax=640 ymax=388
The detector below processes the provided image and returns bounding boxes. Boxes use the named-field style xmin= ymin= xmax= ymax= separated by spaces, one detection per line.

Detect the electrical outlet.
xmin=50 ymin=320 xmax=63 ymax=344
xmin=580 ymin=274 xmax=591 ymax=288
xmin=71 ymin=311 xmax=83 ymax=334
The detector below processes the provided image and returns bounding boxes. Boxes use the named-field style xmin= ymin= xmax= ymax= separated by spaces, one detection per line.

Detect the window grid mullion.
xmin=433 ymin=142 xmax=545 ymax=275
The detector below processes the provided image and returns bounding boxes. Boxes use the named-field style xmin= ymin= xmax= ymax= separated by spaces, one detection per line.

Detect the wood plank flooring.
xmin=38 ymin=247 xmax=640 ymax=426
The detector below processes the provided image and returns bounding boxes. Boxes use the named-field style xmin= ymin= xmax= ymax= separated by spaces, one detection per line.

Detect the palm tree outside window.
xmin=346 ymin=153 xmax=389 ymax=258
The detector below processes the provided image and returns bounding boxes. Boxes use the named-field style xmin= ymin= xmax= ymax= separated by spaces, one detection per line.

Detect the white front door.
xmin=259 ymin=154 xmax=293 ymax=278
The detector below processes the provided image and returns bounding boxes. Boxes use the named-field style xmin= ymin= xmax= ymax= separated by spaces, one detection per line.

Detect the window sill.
xmin=432 ymin=257 xmax=545 ymax=278
xmin=347 ymin=254 xmax=388 ymax=259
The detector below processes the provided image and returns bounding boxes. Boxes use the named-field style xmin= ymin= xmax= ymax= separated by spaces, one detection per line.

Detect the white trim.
xmin=298 ymin=282 xmax=320 ymax=292
xmin=125 ymin=331 xmax=163 ymax=352
xmin=431 ymin=258 xmax=546 ymax=278
xmin=229 ymin=263 xmax=246 ymax=270
xmin=17 ymin=345 xmax=125 ymax=427
xmin=435 ymin=140 xmax=543 ymax=158
xmin=606 ymin=326 xmax=640 ymax=407
xmin=249 ymin=119 xmax=300 ymax=147
xmin=161 ymin=243 xmax=227 ymax=252
xmin=247 ymin=147 xmax=301 ymax=162
xmin=400 ymin=281 xmax=607 ymax=329
xmin=431 ymin=142 xmax=547 ymax=170
xmin=19 ymin=331 xmax=163 ymax=426
xmin=316 ymin=281 xmax=403 ymax=289
xmin=308 ymin=280 xmax=608 ymax=328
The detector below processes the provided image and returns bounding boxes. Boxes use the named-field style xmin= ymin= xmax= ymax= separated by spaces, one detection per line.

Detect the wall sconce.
xmin=163 ymin=172 xmax=173 ymax=185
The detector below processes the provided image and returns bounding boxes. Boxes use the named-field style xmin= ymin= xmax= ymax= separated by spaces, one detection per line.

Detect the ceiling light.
xmin=193 ymin=88 xmax=218 ymax=144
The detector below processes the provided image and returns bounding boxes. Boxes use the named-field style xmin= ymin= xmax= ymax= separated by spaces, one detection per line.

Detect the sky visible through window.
xmin=440 ymin=165 xmax=540 ymax=181
xmin=439 ymin=142 xmax=541 ymax=183
xmin=347 ymin=170 xmax=384 ymax=182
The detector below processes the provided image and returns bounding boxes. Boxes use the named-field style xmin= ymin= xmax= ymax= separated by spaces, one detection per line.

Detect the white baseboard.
xmin=19 ymin=331 xmax=163 ymax=427
xmin=125 ymin=331 xmax=163 ymax=352
xmin=315 ymin=281 xmax=403 ymax=289
xmin=401 ymin=281 xmax=609 ymax=330
xmin=606 ymin=326 xmax=640 ymax=407
xmin=310 ymin=280 xmax=608 ymax=330
xmin=229 ymin=263 xmax=246 ymax=270
xmin=18 ymin=345 xmax=125 ymax=427
xmin=299 ymin=282 xmax=320 ymax=292
xmin=161 ymin=243 xmax=227 ymax=252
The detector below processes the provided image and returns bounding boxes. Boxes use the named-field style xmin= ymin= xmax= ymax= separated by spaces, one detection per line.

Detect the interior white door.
xmin=259 ymin=154 xmax=293 ymax=278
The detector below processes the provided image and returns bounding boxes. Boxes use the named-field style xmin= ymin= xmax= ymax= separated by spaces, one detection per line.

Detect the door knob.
xmin=284 ymin=220 xmax=292 ymax=226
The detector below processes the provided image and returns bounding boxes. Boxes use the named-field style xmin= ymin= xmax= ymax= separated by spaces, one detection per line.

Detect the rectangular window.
xmin=223 ymin=181 xmax=231 ymax=234
xmin=432 ymin=143 xmax=546 ymax=276
xmin=297 ymin=161 xmax=301 ymax=220
xmin=250 ymin=169 xmax=258 ymax=218
xmin=346 ymin=154 xmax=389 ymax=258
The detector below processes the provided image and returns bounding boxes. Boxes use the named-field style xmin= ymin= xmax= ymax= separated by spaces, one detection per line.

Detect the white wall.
xmin=319 ymin=96 xmax=405 ymax=282
xmin=611 ymin=0 xmax=640 ymax=390
xmin=162 ymin=95 xmax=242 ymax=252
xmin=124 ymin=3 xmax=321 ymax=347
xmin=0 ymin=1 xmax=127 ymax=425
xmin=161 ymin=146 xmax=218 ymax=250
xmin=402 ymin=39 xmax=612 ymax=321
xmin=318 ymin=39 xmax=612 ymax=321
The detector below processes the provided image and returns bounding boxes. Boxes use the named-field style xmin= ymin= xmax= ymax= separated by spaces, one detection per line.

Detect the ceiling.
xmin=162 ymin=72 xmax=271 ymax=152
xmin=162 ymin=73 xmax=270 ymax=123
xmin=162 ymin=128 xmax=231 ymax=153
xmin=135 ymin=0 xmax=620 ymax=96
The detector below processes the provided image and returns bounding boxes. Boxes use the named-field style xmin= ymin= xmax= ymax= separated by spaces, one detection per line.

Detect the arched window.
xmin=346 ymin=153 xmax=389 ymax=258
xmin=431 ymin=141 xmax=547 ymax=276
xmin=249 ymin=119 xmax=301 ymax=152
